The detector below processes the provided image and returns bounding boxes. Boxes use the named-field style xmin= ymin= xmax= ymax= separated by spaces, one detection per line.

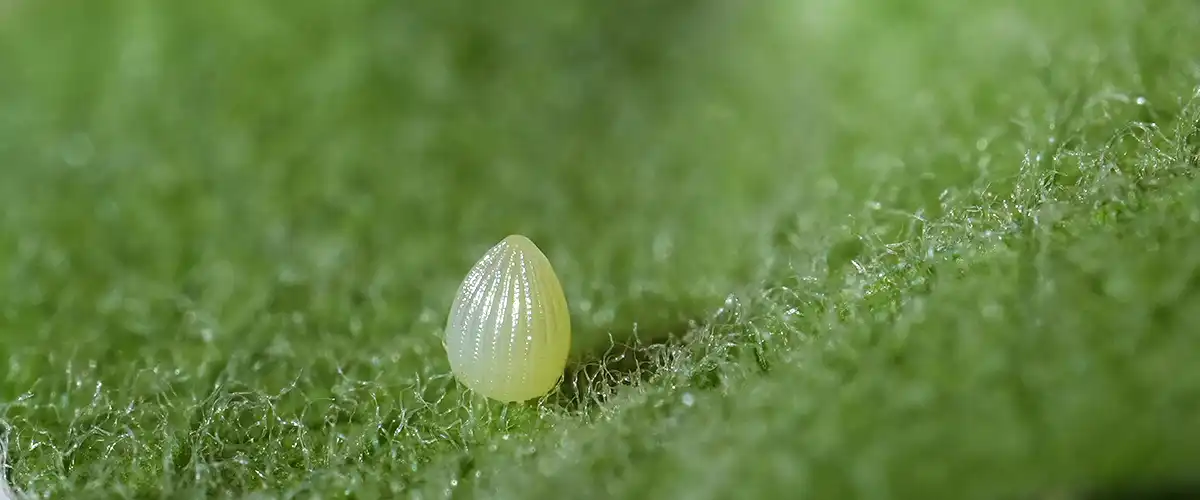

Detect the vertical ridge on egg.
xmin=444 ymin=234 xmax=571 ymax=402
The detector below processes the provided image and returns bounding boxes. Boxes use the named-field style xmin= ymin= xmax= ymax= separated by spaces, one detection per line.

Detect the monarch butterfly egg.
xmin=444 ymin=234 xmax=571 ymax=402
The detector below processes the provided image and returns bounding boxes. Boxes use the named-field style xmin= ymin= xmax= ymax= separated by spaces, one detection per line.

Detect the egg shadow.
xmin=549 ymin=320 xmax=691 ymax=413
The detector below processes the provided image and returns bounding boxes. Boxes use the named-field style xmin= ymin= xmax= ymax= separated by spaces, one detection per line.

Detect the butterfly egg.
xmin=444 ymin=234 xmax=571 ymax=403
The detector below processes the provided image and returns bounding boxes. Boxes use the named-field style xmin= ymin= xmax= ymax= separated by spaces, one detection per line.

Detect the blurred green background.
xmin=0 ymin=0 xmax=812 ymax=357
xmin=2 ymin=0 xmax=1200 ymax=497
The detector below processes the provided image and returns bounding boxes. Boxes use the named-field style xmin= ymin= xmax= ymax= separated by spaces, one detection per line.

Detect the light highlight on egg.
xmin=444 ymin=234 xmax=571 ymax=402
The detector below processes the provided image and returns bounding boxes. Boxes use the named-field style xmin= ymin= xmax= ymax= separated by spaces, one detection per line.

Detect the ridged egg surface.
xmin=444 ymin=235 xmax=571 ymax=402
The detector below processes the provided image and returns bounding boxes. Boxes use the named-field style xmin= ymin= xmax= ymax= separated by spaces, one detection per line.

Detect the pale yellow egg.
xmin=443 ymin=234 xmax=571 ymax=402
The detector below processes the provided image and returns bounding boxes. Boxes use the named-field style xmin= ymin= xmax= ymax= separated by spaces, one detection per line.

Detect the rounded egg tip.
xmin=500 ymin=234 xmax=551 ymax=260
xmin=502 ymin=233 xmax=536 ymax=248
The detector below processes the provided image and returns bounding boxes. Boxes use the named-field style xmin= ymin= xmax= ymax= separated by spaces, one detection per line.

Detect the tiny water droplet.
xmin=682 ymin=392 xmax=695 ymax=407
xmin=714 ymin=294 xmax=741 ymax=323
